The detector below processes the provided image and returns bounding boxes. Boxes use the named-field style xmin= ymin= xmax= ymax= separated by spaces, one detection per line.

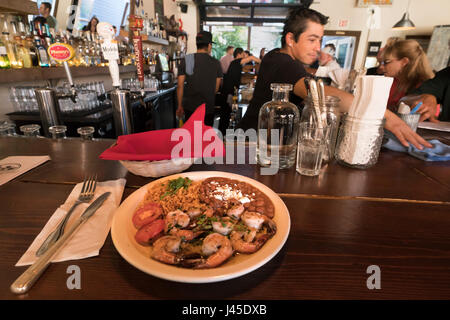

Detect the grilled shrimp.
xmin=241 ymin=211 xmax=265 ymax=230
xmin=165 ymin=210 xmax=190 ymax=232
xmin=230 ymin=215 xmax=277 ymax=253
xmin=212 ymin=217 xmax=235 ymax=236
xmin=194 ymin=233 xmax=234 ymax=269
xmin=151 ymin=236 xmax=182 ymax=265
xmin=187 ymin=207 xmax=202 ymax=218
xmin=204 ymin=207 xmax=215 ymax=217
xmin=165 ymin=210 xmax=201 ymax=241
xmin=226 ymin=204 xmax=245 ymax=220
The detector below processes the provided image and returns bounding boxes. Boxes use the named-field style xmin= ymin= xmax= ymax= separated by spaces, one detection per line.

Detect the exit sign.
xmin=356 ymin=0 xmax=393 ymax=7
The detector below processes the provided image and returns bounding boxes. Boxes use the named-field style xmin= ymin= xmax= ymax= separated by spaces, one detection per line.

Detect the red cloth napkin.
xmin=99 ymin=104 xmax=225 ymax=161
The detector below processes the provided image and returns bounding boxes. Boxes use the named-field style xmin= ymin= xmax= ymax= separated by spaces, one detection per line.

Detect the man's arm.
xmin=215 ymin=78 xmax=222 ymax=94
xmin=240 ymin=56 xmax=261 ymax=65
xmin=292 ymin=77 xmax=353 ymax=112
xmin=292 ymin=77 xmax=432 ymax=150
xmin=176 ymin=75 xmax=185 ymax=117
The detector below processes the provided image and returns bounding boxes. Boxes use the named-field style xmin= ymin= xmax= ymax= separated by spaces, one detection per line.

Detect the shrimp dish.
xmin=131 ymin=176 xmax=277 ymax=269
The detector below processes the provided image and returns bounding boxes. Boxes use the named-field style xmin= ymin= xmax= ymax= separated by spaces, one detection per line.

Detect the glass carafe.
xmin=257 ymin=83 xmax=300 ymax=169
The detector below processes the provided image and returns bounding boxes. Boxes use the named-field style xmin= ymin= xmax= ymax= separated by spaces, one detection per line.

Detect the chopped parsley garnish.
xmin=160 ymin=177 xmax=193 ymax=199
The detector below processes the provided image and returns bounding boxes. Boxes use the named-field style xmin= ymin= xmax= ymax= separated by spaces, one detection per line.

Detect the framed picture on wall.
xmin=405 ymin=35 xmax=432 ymax=53
xmin=154 ymin=0 xmax=164 ymax=18
xmin=367 ymin=41 xmax=382 ymax=56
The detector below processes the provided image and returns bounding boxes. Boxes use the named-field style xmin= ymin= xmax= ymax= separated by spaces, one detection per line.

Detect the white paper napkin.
xmin=16 ymin=178 xmax=127 ymax=266
xmin=329 ymin=69 xmax=350 ymax=90
xmin=348 ymin=75 xmax=393 ymax=120
xmin=0 ymin=156 xmax=50 ymax=186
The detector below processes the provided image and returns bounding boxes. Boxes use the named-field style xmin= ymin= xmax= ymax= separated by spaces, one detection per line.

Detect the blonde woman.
xmin=381 ymin=39 xmax=435 ymax=111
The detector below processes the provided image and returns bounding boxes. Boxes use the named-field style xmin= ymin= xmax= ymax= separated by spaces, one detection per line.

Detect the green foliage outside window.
xmin=211 ymin=26 xmax=248 ymax=60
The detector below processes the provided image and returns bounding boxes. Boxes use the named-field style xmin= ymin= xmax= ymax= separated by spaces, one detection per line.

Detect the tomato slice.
xmin=135 ymin=219 xmax=165 ymax=245
xmin=132 ymin=202 xmax=163 ymax=229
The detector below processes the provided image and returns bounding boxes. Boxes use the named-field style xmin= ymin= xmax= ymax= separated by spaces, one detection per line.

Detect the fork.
xmin=35 ymin=174 xmax=97 ymax=257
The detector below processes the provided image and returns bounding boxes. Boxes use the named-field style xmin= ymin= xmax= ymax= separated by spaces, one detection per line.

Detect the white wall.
xmin=311 ymin=0 xmax=450 ymax=69
xmin=142 ymin=0 xmax=198 ymax=53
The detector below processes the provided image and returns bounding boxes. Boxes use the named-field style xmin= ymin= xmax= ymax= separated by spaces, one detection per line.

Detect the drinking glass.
xmin=49 ymin=125 xmax=67 ymax=139
xmin=20 ymin=124 xmax=41 ymax=137
xmin=296 ymin=123 xmax=330 ymax=176
xmin=0 ymin=121 xmax=17 ymax=136
xmin=77 ymin=126 xmax=95 ymax=140
xmin=398 ymin=113 xmax=420 ymax=132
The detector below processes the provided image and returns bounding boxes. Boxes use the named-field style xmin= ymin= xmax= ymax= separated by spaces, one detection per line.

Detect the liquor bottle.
xmin=43 ymin=24 xmax=58 ymax=67
xmin=11 ymin=21 xmax=31 ymax=68
xmin=33 ymin=30 xmax=50 ymax=67
xmin=21 ymin=22 xmax=39 ymax=67
xmin=1 ymin=17 xmax=21 ymax=68
xmin=0 ymin=37 xmax=11 ymax=68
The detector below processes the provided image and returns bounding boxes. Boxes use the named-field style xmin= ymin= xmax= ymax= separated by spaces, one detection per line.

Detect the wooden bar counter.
xmin=0 ymin=129 xmax=449 ymax=300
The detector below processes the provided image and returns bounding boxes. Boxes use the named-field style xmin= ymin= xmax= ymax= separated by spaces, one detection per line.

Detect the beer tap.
xmin=47 ymin=43 xmax=77 ymax=103
xmin=128 ymin=13 xmax=145 ymax=96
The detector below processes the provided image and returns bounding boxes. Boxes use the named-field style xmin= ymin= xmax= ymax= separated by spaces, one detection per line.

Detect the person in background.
xmin=382 ymin=39 xmax=434 ymax=113
xmin=237 ymin=7 xmax=431 ymax=150
xmin=366 ymin=37 xmax=401 ymax=76
xmin=315 ymin=43 xmax=341 ymax=78
xmin=218 ymin=47 xmax=261 ymax=134
xmin=32 ymin=16 xmax=47 ymax=32
xmin=39 ymin=2 xmax=57 ymax=29
xmin=411 ymin=66 xmax=450 ymax=122
xmin=82 ymin=17 xmax=99 ymax=33
xmin=259 ymin=48 xmax=266 ymax=60
xmin=176 ymin=31 xmax=223 ymax=126
xmin=220 ymin=45 xmax=234 ymax=75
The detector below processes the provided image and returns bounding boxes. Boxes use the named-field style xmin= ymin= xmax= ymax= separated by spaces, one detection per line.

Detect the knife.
xmin=10 ymin=192 xmax=111 ymax=295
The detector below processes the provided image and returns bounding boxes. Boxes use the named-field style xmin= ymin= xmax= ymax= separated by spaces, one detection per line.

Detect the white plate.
xmin=111 ymin=171 xmax=291 ymax=283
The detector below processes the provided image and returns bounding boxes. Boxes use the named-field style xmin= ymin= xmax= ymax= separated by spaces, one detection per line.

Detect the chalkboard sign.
xmin=427 ymin=25 xmax=450 ymax=72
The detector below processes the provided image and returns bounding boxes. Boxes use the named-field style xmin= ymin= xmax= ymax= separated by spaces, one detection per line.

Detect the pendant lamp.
xmin=393 ymin=0 xmax=415 ymax=30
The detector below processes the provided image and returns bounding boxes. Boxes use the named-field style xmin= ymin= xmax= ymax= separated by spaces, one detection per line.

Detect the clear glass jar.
xmin=49 ymin=125 xmax=67 ymax=139
xmin=335 ymin=115 xmax=385 ymax=169
xmin=0 ymin=121 xmax=17 ymax=136
xmin=20 ymin=124 xmax=41 ymax=137
xmin=77 ymin=126 xmax=95 ymax=140
xmin=257 ymin=83 xmax=300 ymax=169
xmin=301 ymin=96 xmax=341 ymax=163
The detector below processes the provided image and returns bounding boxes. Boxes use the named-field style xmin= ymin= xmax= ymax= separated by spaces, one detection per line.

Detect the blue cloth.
xmin=382 ymin=130 xmax=450 ymax=161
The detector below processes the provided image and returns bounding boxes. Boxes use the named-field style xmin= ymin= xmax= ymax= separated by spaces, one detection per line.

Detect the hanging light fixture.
xmin=393 ymin=0 xmax=415 ymax=30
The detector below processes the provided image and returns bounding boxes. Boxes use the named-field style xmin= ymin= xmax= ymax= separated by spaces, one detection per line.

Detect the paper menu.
xmin=0 ymin=156 xmax=50 ymax=186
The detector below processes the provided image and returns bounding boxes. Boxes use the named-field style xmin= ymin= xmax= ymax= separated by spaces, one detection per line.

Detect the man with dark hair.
xmin=39 ymin=2 xmax=57 ymax=29
xmin=238 ymin=7 xmax=430 ymax=150
xmin=176 ymin=31 xmax=223 ymax=126
xmin=220 ymin=45 xmax=234 ymax=74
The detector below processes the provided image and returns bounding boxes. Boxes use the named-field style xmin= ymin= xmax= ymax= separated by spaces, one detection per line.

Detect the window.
xmin=205 ymin=23 xmax=283 ymax=60
xmin=249 ymin=24 xmax=283 ymax=58
xmin=209 ymin=25 xmax=249 ymax=60
xmin=75 ymin=0 xmax=129 ymax=31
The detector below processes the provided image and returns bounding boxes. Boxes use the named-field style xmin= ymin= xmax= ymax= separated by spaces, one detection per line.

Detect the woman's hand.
xmin=384 ymin=110 xmax=432 ymax=149
xmin=413 ymin=94 xmax=440 ymax=122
